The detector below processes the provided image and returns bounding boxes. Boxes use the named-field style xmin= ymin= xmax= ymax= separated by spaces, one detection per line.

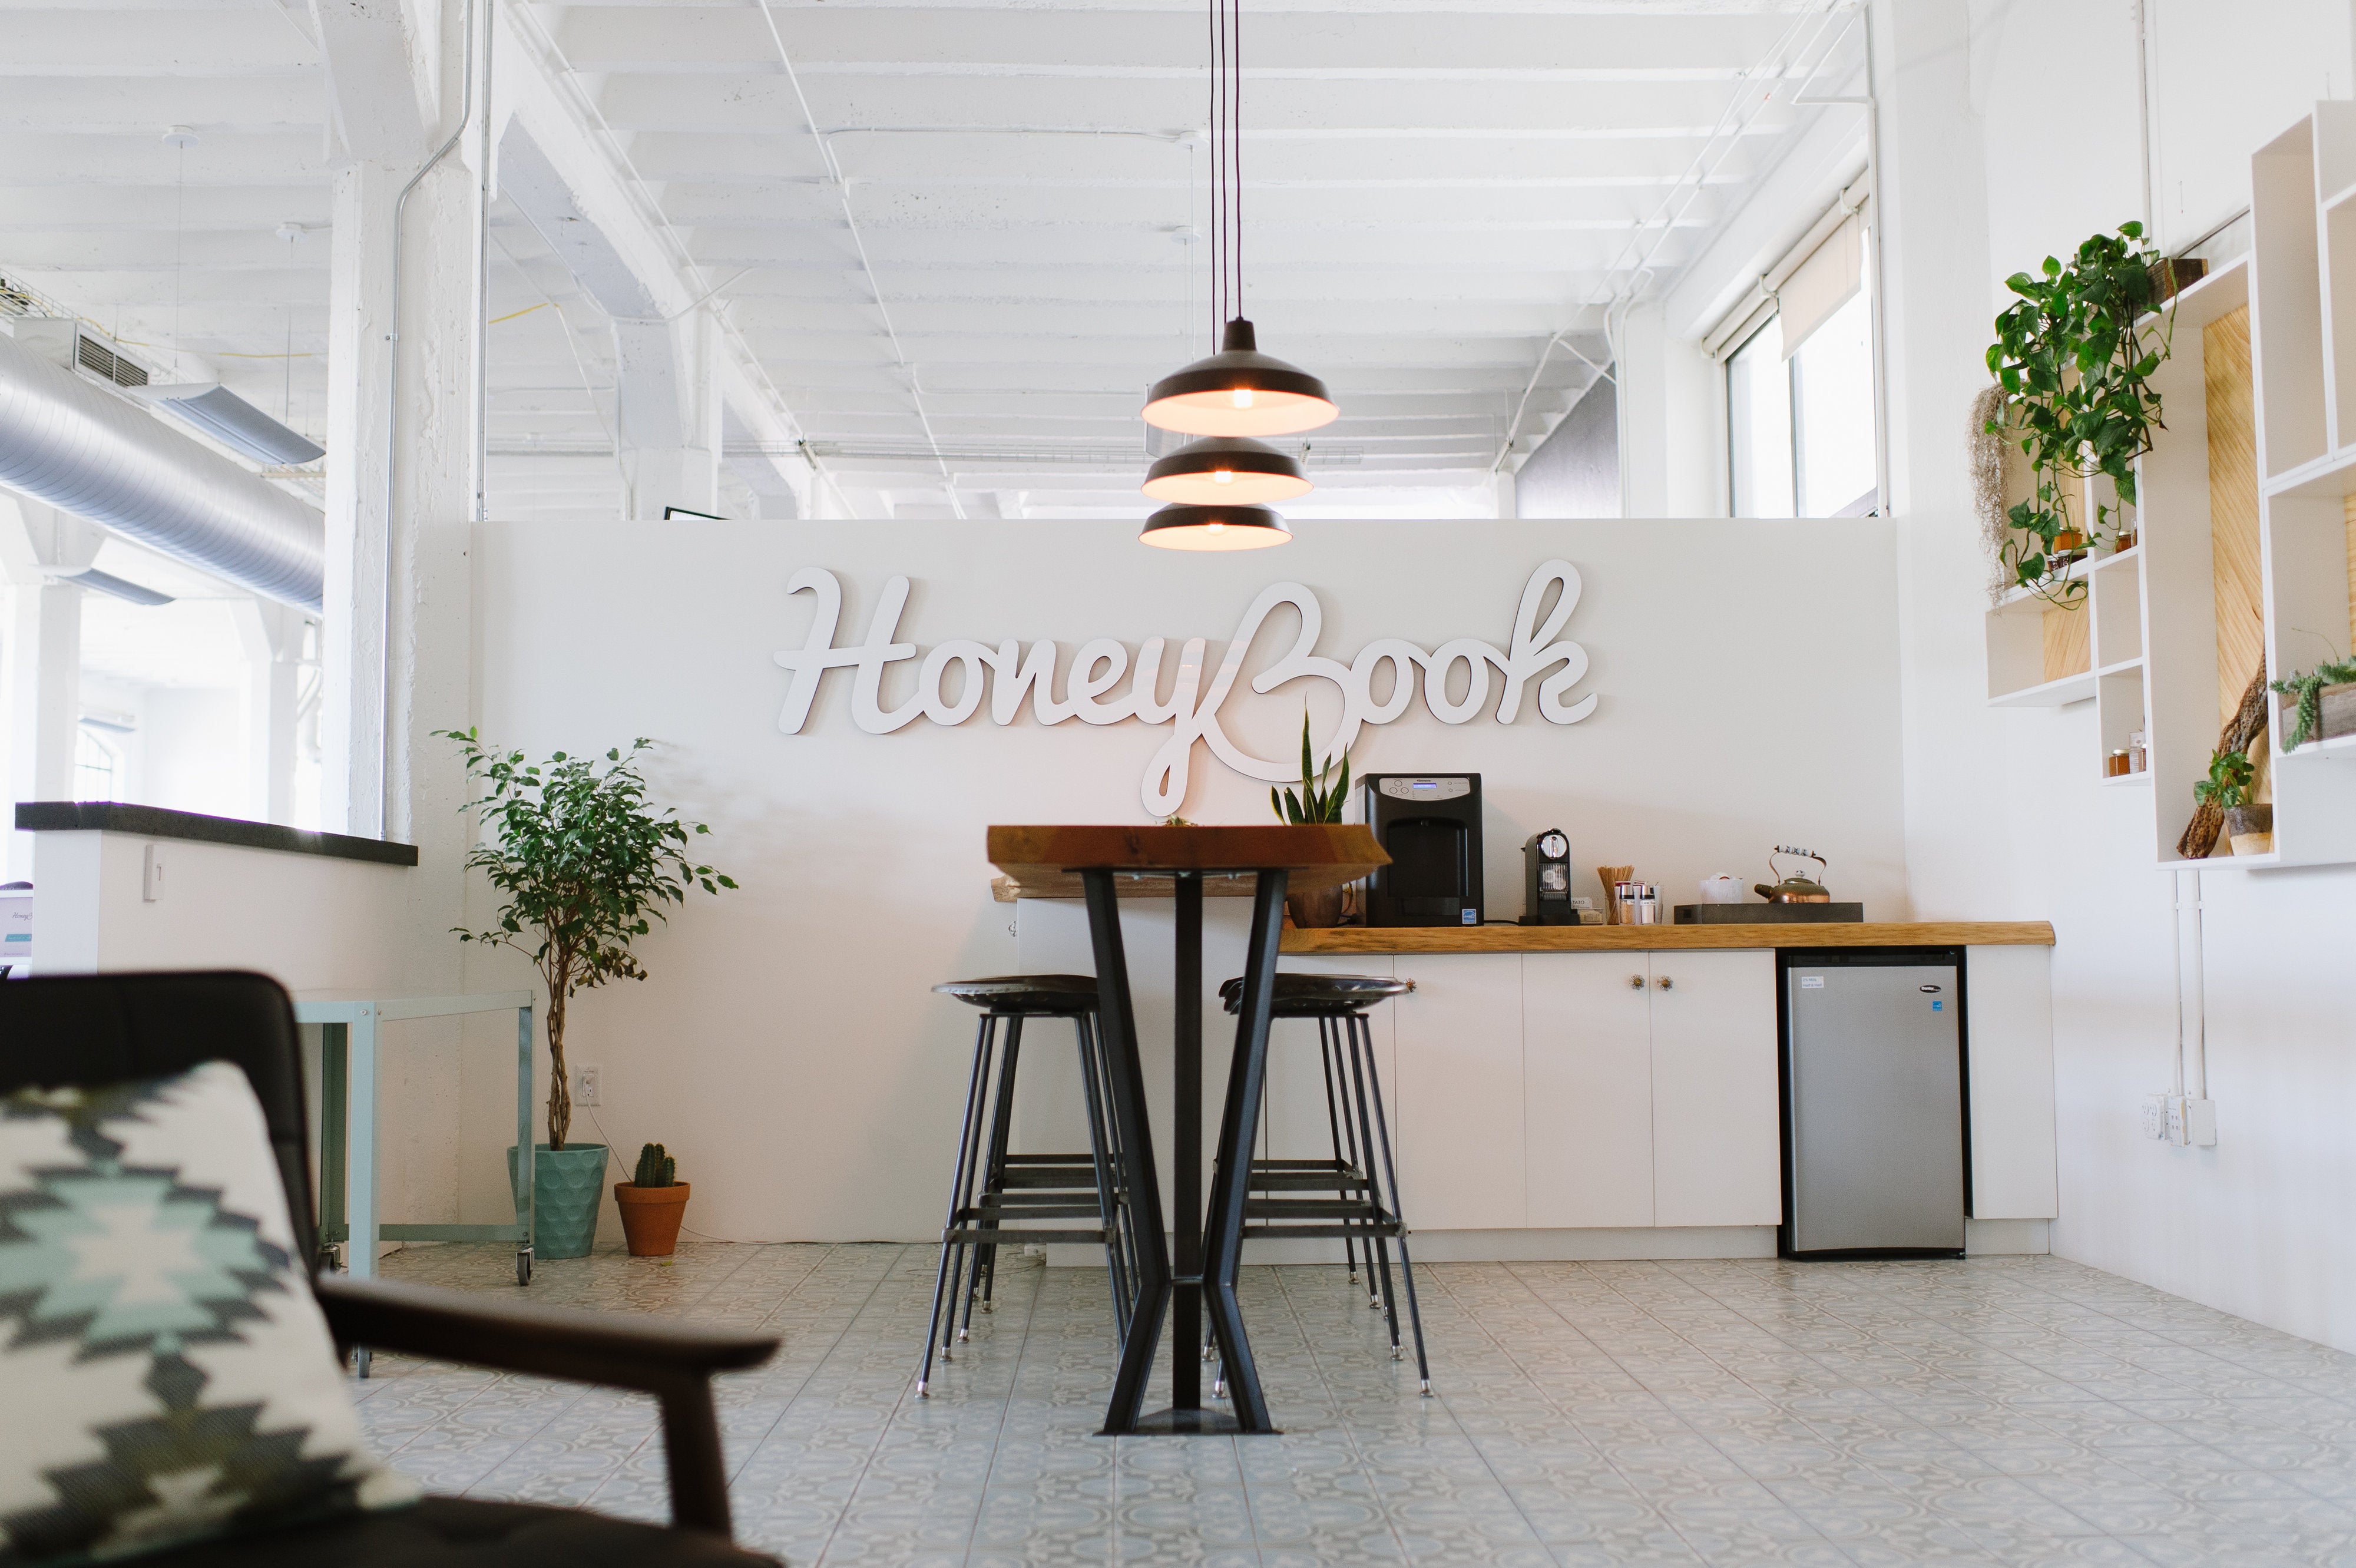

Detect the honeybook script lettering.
xmin=774 ymin=560 xmax=1599 ymax=816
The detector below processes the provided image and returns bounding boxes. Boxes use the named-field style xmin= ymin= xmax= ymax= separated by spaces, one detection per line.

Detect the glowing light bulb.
xmin=1213 ymin=469 xmax=1234 ymax=485
xmin=1207 ymin=521 xmax=1225 ymax=532
xmin=1231 ymin=388 xmax=1255 ymax=409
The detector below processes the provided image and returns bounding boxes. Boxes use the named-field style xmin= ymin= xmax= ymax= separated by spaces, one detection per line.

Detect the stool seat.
xmin=1217 ymin=972 xmax=1411 ymax=1016
xmin=934 ymin=975 xmax=1100 ymax=1015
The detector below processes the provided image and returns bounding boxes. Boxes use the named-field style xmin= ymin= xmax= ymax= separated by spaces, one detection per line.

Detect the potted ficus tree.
xmin=441 ymin=730 xmax=737 ymax=1260
xmin=1270 ymin=710 xmax=1354 ymax=929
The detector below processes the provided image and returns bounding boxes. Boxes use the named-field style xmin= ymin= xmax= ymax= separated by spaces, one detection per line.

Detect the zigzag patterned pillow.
xmin=0 ymin=1061 xmax=417 ymax=1564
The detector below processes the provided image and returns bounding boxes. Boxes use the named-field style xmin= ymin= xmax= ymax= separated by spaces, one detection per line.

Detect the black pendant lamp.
xmin=1143 ymin=435 xmax=1311 ymax=505
xmin=1140 ymin=0 xmax=1329 ymax=531
xmin=1144 ymin=319 xmax=1335 ymax=438
xmin=1139 ymin=502 xmax=1292 ymax=551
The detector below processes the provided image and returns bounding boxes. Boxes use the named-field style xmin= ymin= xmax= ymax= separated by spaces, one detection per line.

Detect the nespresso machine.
xmin=1362 ymin=774 xmax=1484 ymax=926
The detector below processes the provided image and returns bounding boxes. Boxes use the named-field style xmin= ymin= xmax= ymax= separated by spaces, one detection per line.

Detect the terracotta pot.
xmin=614 ymin=1180 xmax=691 ymax=1258
xmin=1286 ymin=882 xmax=1348 ymax=929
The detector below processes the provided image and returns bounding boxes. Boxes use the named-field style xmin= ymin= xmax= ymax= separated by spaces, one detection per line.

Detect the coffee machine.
xmin=1362 ymin=774 xmax=1484 ymax=927
xmin=1520 ymin=829 xmax=1574 ymax=925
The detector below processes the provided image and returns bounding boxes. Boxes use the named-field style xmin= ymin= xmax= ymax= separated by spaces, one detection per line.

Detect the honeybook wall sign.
xmin=775 ymin=559 xmax=1600 ymax=816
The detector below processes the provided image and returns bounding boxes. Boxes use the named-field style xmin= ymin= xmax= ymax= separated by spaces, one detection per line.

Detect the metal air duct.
xmin=0 ymin=326 xmax=325 ymax=610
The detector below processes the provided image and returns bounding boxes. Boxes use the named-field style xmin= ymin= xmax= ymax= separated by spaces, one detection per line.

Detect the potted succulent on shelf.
xmin=2192 ymin=747 xmax=2269 ymax=856
xmin=2271 ymin=657 xmax=2356 ymax=749
xmin=441 ymin=730 xmax=737 ymax=1260
xmin=615 ymin=1142 xmax=691 ymax=1258
xmin=1270 ymin=710 xmax=1353 ymax=929
xmin=1984 ymin=221 xmax=2176 ymax=606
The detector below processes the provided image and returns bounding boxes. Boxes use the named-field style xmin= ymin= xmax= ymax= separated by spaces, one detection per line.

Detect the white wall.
xmin=462 ymin=518 xmax=1908 ymax=1243
xmin=1881 ymin=0 xmax=2356 ymax=1351
xmin=27 ymin=831 xmax=450 ymax=1245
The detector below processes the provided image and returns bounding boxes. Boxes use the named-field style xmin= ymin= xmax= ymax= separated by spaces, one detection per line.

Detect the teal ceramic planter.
xmin=511 ymin=1142 xmax=608 ymax=1260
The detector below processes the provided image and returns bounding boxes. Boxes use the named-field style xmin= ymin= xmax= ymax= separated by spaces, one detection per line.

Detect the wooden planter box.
xmin=2323 ymin=683 xmax=2356 ymax=743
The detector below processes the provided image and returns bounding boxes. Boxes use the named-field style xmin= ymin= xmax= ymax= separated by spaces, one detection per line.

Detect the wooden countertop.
xmin=988 ymin=823 xmax=1388 ymax=900
xmin=1280 ymin=921 xmax=2056 ymax=952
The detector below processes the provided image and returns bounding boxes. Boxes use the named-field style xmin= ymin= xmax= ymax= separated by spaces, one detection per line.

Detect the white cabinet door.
xmin=1523 ymin=953 xmax=1655 ymax=1228
xmin=1394 ymin=953 xmax=1526 ymax=1230
xmin=1963 ymin=944 xmax=2057 ymax=1219
xmin=1649 ymin=949 xmax=1781 ymax=1228
xmin=1262 ymin=955 xmax=1395 ymax=1169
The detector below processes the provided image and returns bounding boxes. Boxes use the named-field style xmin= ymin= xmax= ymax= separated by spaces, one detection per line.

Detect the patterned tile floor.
xmin=353 ymin=1243 xmax=2356 ymax=1566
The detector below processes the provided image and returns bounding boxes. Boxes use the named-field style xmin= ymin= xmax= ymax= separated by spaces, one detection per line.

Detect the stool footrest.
xmin=960 ymin=1202 xmax=1108 ymax=1221
xmin=943 ymin=1226 xmax=1113 ymax=1246
xmin=1240 ymin=1223 xmax=1402 ymax=1241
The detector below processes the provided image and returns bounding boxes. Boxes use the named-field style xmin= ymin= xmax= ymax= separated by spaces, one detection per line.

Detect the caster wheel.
xmin=515 ymin=1250 xmax=533 ymax=1287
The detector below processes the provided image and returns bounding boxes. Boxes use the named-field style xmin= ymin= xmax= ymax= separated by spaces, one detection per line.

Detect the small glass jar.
xmin=2128 ymin=731 xmax=2147 ymax=773
xmin=2106 ymin=749 xmax=2131 ymax=778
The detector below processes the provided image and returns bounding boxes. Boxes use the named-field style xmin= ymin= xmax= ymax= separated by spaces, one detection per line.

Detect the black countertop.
xmin=13 ymin=802 xmax=419 ymax=867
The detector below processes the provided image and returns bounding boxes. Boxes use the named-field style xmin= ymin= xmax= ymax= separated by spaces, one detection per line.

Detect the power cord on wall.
xmin=579 ymin=1103 xmax=751 ymax=1246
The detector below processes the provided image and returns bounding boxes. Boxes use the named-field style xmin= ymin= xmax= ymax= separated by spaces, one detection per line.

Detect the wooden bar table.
xmin=988 ymin=825 xmax=1389 ymax=1435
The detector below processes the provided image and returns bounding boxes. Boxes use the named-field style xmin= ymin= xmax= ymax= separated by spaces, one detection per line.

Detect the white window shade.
xmin=1777 ymin=211 xmax=1864 ymax=360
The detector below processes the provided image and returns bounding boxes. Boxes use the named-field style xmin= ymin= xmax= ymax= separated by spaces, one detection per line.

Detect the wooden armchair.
xmin=0 ymin=970 xmax=781 ymax=1567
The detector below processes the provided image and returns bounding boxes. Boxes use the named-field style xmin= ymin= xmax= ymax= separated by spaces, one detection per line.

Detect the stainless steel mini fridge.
xmin=1781 ymin=950 xmax=1966 ymax=1258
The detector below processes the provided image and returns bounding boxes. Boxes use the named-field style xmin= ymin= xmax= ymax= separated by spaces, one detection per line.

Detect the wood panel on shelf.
xmin=1280 ymin=922 xmax=2057 ymax=954
xmin=2208 ymin=306 xmax=2266 ymax=727
xmin=2041 ymin=603 xmax=2092 ymax=683
xmin=2345 ymin=492 xmax=2356 ymax=652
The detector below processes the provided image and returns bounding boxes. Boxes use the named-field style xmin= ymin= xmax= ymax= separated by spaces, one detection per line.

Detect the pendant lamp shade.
xmin=1143 ymin=319 xmax=1337 ymax=437
xmin=1142 ymin=435 xmax=1311 ymax=505
xmin=1139 ymin=502 xmax=1292 ymax=550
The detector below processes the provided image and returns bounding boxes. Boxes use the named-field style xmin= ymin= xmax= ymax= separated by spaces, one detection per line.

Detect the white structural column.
xmin=0 ymin=500 xmax=100 ymax=878
xmin=615 ymin=309 xmax=721 ymax=519
xmin=233 ymin=598 xmax=305 ymax=824
xmin=318 ymin=125 xmax=481 ymax=843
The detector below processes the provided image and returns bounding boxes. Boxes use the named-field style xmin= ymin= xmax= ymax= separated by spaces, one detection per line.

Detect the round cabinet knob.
xmin=1628 ymin=974 xmax=1644 ymax=989
xmin=1656 ymin=975 xmax=1674 ymax=990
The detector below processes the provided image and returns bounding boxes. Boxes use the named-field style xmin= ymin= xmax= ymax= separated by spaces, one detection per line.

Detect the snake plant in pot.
xmin=1270 ymin=710 xmax=1354 ymax=928
xmin=442 ymin=730 xmax=737 ymax=1259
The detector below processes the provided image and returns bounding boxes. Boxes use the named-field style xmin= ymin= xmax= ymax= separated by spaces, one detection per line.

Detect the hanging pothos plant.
xmin=1984 ymin=221 xmax=2176 ymax=606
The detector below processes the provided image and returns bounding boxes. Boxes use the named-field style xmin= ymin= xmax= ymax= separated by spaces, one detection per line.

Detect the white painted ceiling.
xmin=2 ymin=0 xmax=1854 ymax=538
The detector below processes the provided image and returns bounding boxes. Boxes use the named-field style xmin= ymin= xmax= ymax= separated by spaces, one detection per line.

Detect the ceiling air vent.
xmin=75 ymin=332 xmax=148 ymax=388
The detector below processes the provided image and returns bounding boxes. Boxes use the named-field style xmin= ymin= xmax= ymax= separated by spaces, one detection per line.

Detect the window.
xmin=1727 ymin=317 xmax=1794 ymax=518
xmin=1725 ymin=209 xmax=1880 ymax=518
xmin=1792 ymin=287 xmax=1877 ymax=517
xmin=74 ymin=726 xmax=118 ymax=801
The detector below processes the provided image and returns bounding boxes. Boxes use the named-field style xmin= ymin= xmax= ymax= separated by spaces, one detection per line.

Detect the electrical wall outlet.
xmin=2142 ymin=1094 xmax=2170 ymax=1140
xmin=141 ymin=843 xmax=164 ymax=902
xmin=2165 ymin=1095 xmax=2188 ymax=1144
xmin=574 ymin=1064 xmax=600 ymax=1106
xmin=2183 ymin=1097 xmax=2218 ymax=1146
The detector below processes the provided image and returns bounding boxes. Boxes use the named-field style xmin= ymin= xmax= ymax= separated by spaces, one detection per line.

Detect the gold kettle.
xmin=1755 ymin=845 xmax=1832 ymax=904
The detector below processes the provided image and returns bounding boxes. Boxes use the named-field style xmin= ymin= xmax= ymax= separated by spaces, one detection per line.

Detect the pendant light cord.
xmin=1207 ymin=0 xmax=1223 ymax=345
xmin=1230 ymin=0 xmax=1241 ymax=325
xmin=1205 ymin=0 xmax=1246 ymax=344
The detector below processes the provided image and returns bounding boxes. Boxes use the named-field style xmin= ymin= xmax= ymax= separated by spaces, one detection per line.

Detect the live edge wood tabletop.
xmin=986 ymin=823 xmax=1389 ymax=895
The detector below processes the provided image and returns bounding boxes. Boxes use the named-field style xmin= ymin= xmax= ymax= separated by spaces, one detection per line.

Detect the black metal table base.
xmin=1083 ymin=865 xmax=1290 ymax=1436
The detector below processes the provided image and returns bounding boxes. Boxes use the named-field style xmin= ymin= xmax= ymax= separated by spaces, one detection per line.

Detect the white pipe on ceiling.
xmin=0 ymin=328 xmax=324 ymax=610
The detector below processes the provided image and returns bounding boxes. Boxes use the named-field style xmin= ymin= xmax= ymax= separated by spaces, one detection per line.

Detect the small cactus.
xmin=633 ymin=1142 xmax=676 ymax=1188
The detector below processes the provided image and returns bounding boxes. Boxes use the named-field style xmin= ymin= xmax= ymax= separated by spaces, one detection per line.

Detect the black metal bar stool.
xmin=919 ymin=974 xmax=1137 ymax=1397
xmin=1212 ymin=971 xmax=1430 ymax=1394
